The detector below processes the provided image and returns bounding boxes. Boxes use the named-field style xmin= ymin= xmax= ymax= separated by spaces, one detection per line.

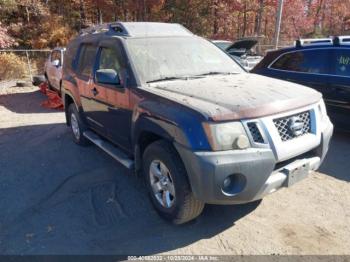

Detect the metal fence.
xmin=0 ymin=49 xmax=51 ymax=83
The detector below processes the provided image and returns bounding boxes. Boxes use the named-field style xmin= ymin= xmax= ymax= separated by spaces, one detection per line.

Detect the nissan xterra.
xmin=62 ymin=22 xmax=333 ymax=224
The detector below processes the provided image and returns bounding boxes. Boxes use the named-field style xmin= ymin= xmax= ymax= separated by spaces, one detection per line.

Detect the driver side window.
xmin=98 ymin=47 xmax=121 ymax=73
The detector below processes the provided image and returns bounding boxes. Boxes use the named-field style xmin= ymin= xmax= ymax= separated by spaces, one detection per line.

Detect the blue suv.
xmin=252 ymin=37 xmax=350 ymax=130
xmin=62 ymin=23 xmax=333 ymax=224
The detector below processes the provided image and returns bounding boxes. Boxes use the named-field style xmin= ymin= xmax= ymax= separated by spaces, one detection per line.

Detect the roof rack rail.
xmin=335 ymin=35 xmax=350 ymax=45
xmin=79 ymin=22 xmax=129 ymax=36
xmin=295 ymin=38 xmax=333 ymax=48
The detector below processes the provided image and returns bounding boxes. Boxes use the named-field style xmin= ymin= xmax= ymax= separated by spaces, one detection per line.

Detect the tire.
xmin=68 ymin=103 xmax=89 ymax=146
xmin=143 ymin=140 xmax=204 ymax=224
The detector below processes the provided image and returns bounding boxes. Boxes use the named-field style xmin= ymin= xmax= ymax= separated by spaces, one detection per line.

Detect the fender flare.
xmin=132 ymin=114 xmax=178 ymax=174
xmin=62 ymin=90 xmax=84 ymax=126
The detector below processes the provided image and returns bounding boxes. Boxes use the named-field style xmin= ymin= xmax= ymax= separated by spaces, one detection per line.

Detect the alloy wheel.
xmin=70 ymin=113 xmax=80 ymax=140
xmin=149 ymin=160 xmax=176 ymax=208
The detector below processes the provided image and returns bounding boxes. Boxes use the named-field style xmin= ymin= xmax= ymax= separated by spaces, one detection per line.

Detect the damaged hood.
xmin=144 ymin=73 xmax=322 ymax=121
xmin=226 ymin=39 xmax=258 ymax=52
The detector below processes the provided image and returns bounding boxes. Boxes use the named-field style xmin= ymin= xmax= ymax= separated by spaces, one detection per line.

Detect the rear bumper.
xmin=175 ymin=121 xmax=333 ymax=205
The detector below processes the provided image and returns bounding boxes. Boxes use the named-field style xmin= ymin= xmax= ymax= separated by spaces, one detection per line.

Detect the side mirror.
xmin=52 ymin=59 xmax=60 ymax=67
xmin=96 ymin=69 xmax=121 ymax=86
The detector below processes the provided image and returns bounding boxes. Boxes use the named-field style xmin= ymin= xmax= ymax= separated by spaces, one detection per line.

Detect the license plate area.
xmin=283 ymin=160 xmax=310 ymax=187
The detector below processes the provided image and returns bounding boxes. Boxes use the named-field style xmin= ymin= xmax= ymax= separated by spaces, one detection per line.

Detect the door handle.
xmin=91 ymin=87 xmax=99 ymax=96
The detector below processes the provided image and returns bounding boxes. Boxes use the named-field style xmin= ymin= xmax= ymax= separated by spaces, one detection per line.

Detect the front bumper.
xmin=175 ymin=121 xmax=333 ymax=205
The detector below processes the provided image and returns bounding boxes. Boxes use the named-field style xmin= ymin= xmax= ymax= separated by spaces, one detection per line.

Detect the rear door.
xmin=268 ymin=48 xmax=331 ymax=96
xmin=91 ymin=39 xmax=132 ymax=150
xmin=327 ymin=48 xmax=350 ymax=128
xmin=74 ymin=43 xmax=108 ymax=135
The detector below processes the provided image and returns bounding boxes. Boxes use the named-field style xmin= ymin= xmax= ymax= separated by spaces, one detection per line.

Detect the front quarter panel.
xmin=131 ymin=88 xmax=211 ymax=151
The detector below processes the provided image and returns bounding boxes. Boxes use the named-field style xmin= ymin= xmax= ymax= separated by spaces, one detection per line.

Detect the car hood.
xmin=226 ymin=39 xmax=258 ymax=52
xmin=144 ymin=74 xmax=322 ymax=121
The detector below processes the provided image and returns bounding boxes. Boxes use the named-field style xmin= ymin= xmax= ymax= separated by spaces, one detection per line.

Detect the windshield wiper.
xmin=196 ymin=72 xmax=236 ymax=76
xmin=146 ymin=76 xmax=200 ymax=84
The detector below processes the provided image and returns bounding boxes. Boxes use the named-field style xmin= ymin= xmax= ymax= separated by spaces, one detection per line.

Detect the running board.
xmin=83 ymin=130 xmax=134 ymax=169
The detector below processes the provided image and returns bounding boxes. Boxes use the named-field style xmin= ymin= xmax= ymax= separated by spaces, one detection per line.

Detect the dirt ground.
xmin=0 ymin=85 xmax=349 ymax=255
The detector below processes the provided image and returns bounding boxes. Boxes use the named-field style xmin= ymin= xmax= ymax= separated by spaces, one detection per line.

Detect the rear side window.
xmin=65 ymin=41 xmax=78 ymax=72
xmin=333 ymin=49 xmax=350 ymax=77
xmin=271 ymin=50 xmax=329 ymax=74
xmin=76 ymin=44 xmax=97 ymax=77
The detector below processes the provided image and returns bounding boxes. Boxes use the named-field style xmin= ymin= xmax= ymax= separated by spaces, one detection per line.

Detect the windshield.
xmin=126 ymin=36 xmax=244 ymax=84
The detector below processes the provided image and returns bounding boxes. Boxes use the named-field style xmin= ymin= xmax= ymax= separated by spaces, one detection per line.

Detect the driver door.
xmin=91 ymin=40 xmax=132 ymax=150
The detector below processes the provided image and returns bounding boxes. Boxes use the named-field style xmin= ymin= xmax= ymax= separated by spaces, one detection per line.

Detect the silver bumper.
xmin=253 ymin=156 xmax=321 ymax=201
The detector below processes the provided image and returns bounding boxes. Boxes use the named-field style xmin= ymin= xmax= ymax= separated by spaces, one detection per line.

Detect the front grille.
xmin=247 ymin=122 xmax=264 ymax=143
xmin=273 ymin=111 xmax=311 ymax=142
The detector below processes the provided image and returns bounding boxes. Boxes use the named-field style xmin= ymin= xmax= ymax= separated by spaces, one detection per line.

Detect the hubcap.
xmin=71 ymin=113 xmax=80 ymax=140
xmin=149 ymin=160 xmax=176 ymax=208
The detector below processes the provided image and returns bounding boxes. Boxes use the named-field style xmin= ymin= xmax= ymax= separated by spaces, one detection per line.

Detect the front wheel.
xmin=143 ymin=140 xmax=204 ymax=224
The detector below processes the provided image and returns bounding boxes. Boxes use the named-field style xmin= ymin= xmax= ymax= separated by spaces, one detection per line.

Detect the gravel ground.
xmin=0 ymin=85 xmax=349 ymax=255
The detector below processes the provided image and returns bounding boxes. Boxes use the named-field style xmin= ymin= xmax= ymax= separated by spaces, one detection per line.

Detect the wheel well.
xmin=138 ymin=131 xmax=163 ymax=157
xmin=64 ymin=94 xmax=74 ymax=126
xmin=134 ymin=131 xmax=163 ymax=174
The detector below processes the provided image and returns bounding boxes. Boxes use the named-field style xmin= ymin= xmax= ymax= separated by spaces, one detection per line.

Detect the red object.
xmin=39 ymin=82 xmax=48 ymax=94
xmin=39 ymin=82 xmax=64 ymax=110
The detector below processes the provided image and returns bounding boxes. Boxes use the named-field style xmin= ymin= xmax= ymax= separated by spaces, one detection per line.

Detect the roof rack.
xmin=295 ymin=38 xmax=333 ymax=47
xmin=79 ymin=22 xmax=193 ymax=38
xmin=79 ymin=22 xmax=129 ymax=36
xmin=295 ymin=36 xmax=350 ymax=48
xmin=335 ymin=36 xmax=350 ymax=45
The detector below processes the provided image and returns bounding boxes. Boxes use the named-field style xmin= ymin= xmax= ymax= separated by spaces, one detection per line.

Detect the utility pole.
xmin=274 ymin=0 xmax=284 ymax=49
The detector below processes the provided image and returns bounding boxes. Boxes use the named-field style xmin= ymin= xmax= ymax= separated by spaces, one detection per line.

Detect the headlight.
xmin=203 ymin=122 xmax=250 ymax=151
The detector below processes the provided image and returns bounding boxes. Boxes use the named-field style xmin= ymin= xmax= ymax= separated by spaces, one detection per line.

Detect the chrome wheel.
xmin=70 ymin=113 xmax=80 ymax=140
xmin=149 ymin=160 xmax=176 ymax=208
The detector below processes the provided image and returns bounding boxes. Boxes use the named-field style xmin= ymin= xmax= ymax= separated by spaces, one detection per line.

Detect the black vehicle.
xmin=252 ymin=36 xmax=350 ymax=130
xmin=62 ymin=22 xmax=332 ymax=224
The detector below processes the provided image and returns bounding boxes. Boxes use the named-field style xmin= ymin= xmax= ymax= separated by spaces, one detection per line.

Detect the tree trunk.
xmin=254 ymin=0 xmax=264 ymax=36
xmin=143 ymin=0 xmax=147 ymax=21
xmin=98 ymin=8 xmax=103 ymax=24
xmin=313 ymin=0 xmax=324 ymax=34
xmin=237 ymin=12 xmax=241 ymax=38
xmin=25 ymin=6 xmax=30 ymax=23
xmin=122 ymin=0 xmax=127 ymax=20
xmin=79 ymin=0 xmax=86 ymax=29
xmin=307 ymin=0 xmax=313 ymax=16
xmin=212 ymin=0 xmax=219 ymax=36
xmin=242 ymin=1 xmax=247 ymax=38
